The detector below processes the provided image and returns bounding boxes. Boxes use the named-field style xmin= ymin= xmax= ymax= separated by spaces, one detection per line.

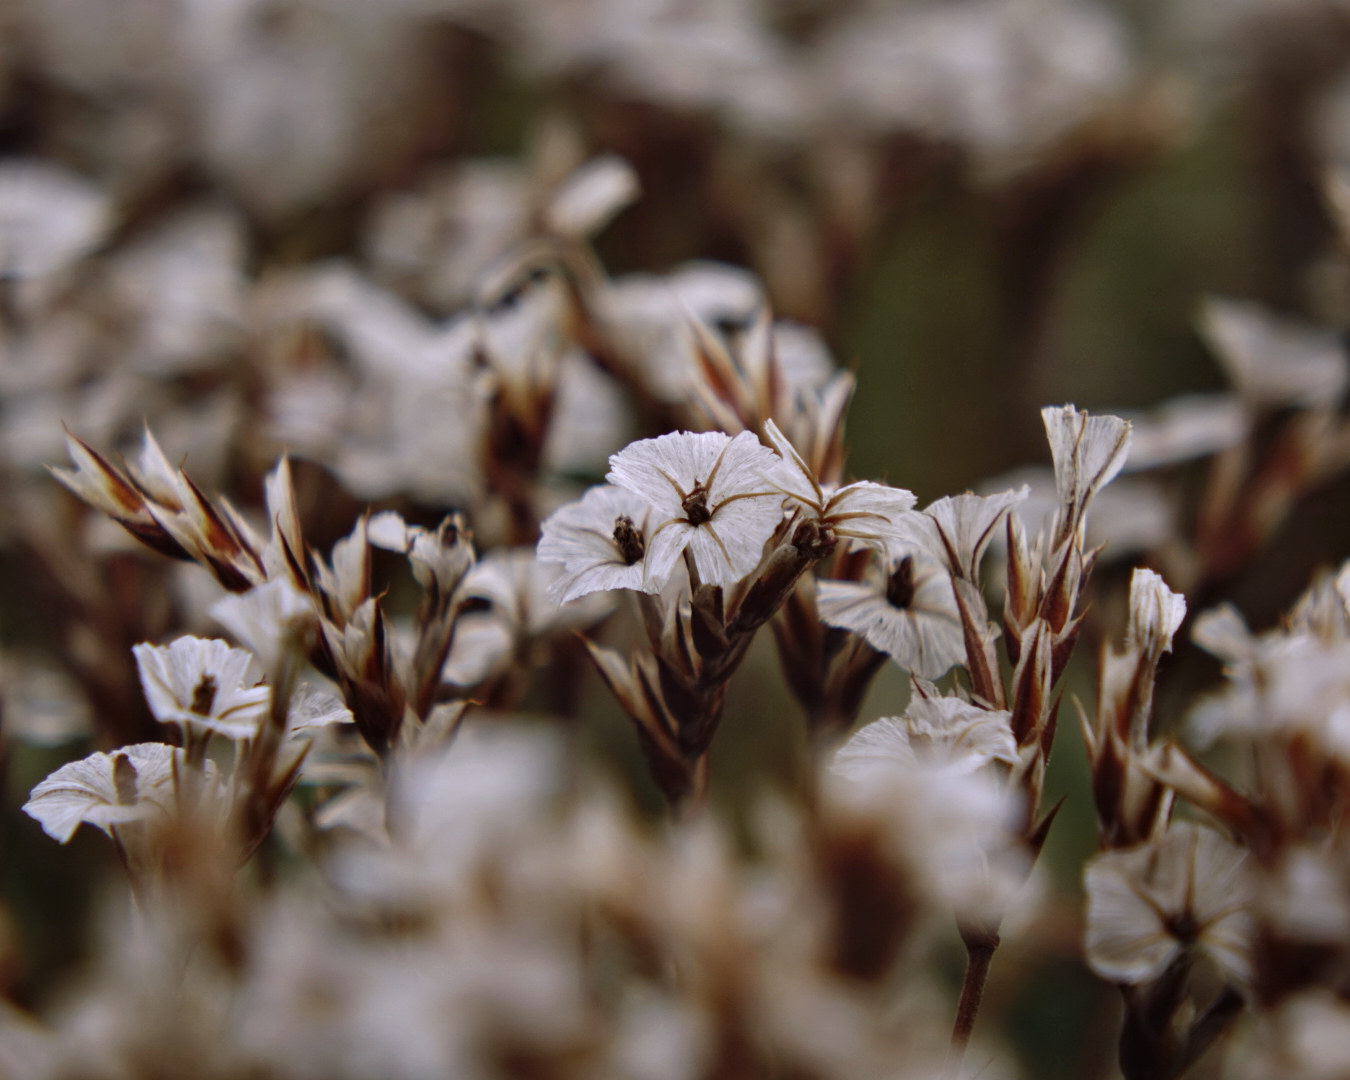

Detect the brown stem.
xmin=674 ymin=754 xmax=712 ymax=821
xmin=951 ymin=931 xmax=999 ymax=1068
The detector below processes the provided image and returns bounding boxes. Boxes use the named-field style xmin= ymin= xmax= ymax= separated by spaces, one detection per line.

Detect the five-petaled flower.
xmin=537 ymin=483 xmax=662 ymax=603
xmin=762 ymin=418 xmax=915 ymax=556
xmin=606 ymin=429 xmax=783 ymax=588
xmin=816 ymin=552 xmax=966 ymax=679
xmin=133 ymin=636 xmax=271 ymax=743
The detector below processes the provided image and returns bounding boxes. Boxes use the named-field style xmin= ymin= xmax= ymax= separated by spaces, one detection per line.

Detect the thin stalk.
xmin=951 ymin=931 xmax=999 ymax=1069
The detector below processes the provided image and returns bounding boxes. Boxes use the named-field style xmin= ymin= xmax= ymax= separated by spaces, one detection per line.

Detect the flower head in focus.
xmin=536 ymin=484 xmax=661 ymax=604
xmin=133 ymin=636 xmax=270 ymax=743
xmin=762 ymin=418 xmax=914 ymax=555
xmin=816 ymin=553 xmax=965 ymax=680
xmin=606 ymin=429 xmax=783 ymax=588
xmin=23 ymin=743 xmax=182 ymax=843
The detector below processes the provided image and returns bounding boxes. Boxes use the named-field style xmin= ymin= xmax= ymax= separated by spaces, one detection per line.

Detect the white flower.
xmin=286 ymin=683 xmax=354 ymax=735
xmin=824 ymin=737 xmax=1028 ymax=925
xmin=606 ymin=430 xmax=784 ymax=588
xmin=816 ymin=554 xmax=966 ymax=680
xmin=890 ymin=488 xmax=1029 ymax=582
xmin=536 ymin=484 xmax=662 ymax=604
xmin=23 ymin=743 xmax=182 ymax=843
xmin=211 ymin=579 xmax=316 ymax=672
xmin=1200 ymin=296 xmax=1349 ymax=410
xmin=133 ymin=636 xmax=270 ymax=742
xmin=1084 ymin=823 xmax=1254 ymax=985
xmin=368 ymin=511 xmax=474 ymax=596
xmin=1126 ymin=568 xmax=1186 ymax=661
xmin=761 ymin=419 xmax=914 ymax=553
xmin=833 ymin=690 xmax=1016 ymax=777
xmin=1041 ymin=404 xmax=1131 ymax=523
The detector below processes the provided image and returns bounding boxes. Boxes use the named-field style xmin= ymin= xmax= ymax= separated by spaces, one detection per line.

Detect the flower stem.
xmin=951 ymin=932 xmax=999 ymax=1068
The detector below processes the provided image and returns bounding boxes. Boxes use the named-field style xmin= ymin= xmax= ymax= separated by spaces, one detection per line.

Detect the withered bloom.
xmin=606 ymin=429 xmax=783 ymax=588
xmin=536 ymin=484 xmax=661 ymax=604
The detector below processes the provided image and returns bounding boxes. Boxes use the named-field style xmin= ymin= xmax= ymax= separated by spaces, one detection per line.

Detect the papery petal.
xmin=1042 ymin=404 xmax=1131 ymax=512
xmin=211 ymin=579 xmax=316 ymax=671
xmin=133 ymin=636 xmax=270 ymax=741
xmin=286 ymin=683 xmax=354 ymax=734
xmin=1085 ymin=850 xmax=1180 ymax=984
xmin=824 ymin=481 xmax=917 ymax=550
xmin=1126 ymin=568 xmax=1186 ymax=660
xmin=642 ymin=519 xmax=692 ymax=589
xmin=550 ymin=560 xmax=650 ymax=605
xmin=1085 ymin=824 xmax=1252 ymax=986
xmin=704 ymin=430 xmax=781 ymax=505
xmin=817 ymin=560 xmax=965 ymax=680
xmin=607 ymin=431 xmax=731 ymax=517
xmin=24 ymin=743 xmax=179 ymax=843
xmin=543 ymin=155 xmax=639 ymax=238
xmin=895 ymin=489 xmax=1028 ymax=580
xmin=834 ymin=698 xmax=1014 ymax=778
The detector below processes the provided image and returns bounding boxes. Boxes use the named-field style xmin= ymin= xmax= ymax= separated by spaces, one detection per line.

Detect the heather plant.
xmin=12 ymin=3 xmax=1350 ymax=1080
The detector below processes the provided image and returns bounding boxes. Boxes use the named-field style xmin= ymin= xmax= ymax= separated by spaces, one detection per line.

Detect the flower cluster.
xmin=10 ymin=3 xmax=1350 ymax=1078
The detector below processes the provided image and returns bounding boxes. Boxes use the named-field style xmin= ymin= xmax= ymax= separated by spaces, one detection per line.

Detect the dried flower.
xmin=891 ymin=488 xmax=1029 ymax=583
xmin=1042 ymin=403 xmax=1132 ymax=536
xmin=536 ymin=484 xmax=662 ymax=604
xmin=606 ymin=429 xmax=783 ymax=588
xmin=1084 ymin=823 xmax=1254 ymax=986
xmin=24 ymin=743 xmax=183 ymax=843
xmin=816 ymin=553 xmax=966 ymax=680
xmin=133 ymin=636 xmax=270 ymax=742
xmin=762 ymin=418 xmax=915 ymax=554
xmin=833 ymin=688 xmax=1017 ymax=777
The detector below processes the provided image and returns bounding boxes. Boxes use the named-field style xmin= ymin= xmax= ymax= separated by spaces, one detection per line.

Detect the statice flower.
xmin=536 ymin=483 xmax=662 ymax=604
xmin=762 ymin=418 xmax=915 ymax=554
xmin=606 ymin=429 xmax=783 ymax=588
xmin=828 ymin=709 xmax=1029 ymax=926
xmin=23 ymin=742 xmax=184 ymax=844
xmin=834 ymin=688 xmax=1017 ymax=777
xmin=816 ymin=553 xmax=966 ymax=680
xmin=1084 ymin=823 xmax=1254 ymax=986
xmin=132 ymin=635 xmax=270 ymax=743
xmin=892 ymin=488 xmax=1030 ymax=583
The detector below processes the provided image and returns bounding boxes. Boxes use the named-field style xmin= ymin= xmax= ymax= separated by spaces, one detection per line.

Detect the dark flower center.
xmin=682 ymin=482 xmax=712 ymax=526
xmin=1164 ymin=910 xmax=1200 ymax=945
xmin=190 ymin=673 xmax=218 ymax=715
xmin=793 ymin=517 xmax=837 ymax=559
xmin=112 ymin=752 xmax=139 ymax=806
xmin=612 ymin=515 xmax=646 ymax=566
xmin=885 ymin=556 xmax=916 ymax=610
